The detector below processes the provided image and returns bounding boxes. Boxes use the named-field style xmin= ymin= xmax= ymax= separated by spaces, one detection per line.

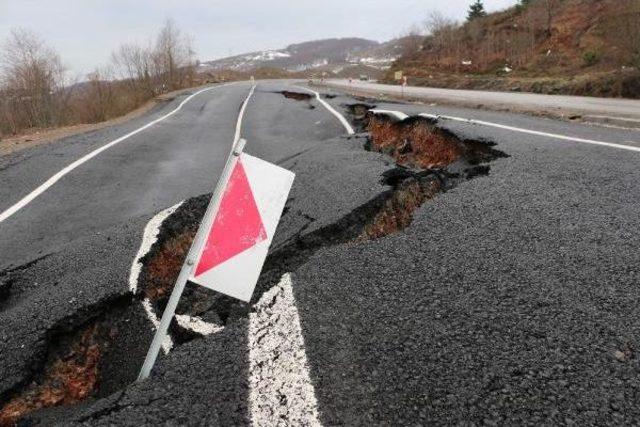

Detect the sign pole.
xmin=137 ymin=138 xmax=247 ymax=381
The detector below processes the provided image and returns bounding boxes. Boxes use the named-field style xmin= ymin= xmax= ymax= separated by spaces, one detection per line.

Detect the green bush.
xmin=583 ymin=51 xmax=600 ymax=67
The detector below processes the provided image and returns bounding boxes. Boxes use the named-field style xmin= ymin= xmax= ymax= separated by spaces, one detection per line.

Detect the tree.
xmin=467 ymin=0 xmax=487 ymax=21
xmin=543 ymin=0 xmax=558 ymax=36
xmin=111 ymin=43 xmax=154 ymax=100
xmin=0 ymin=28 xmax=66 ymax=132
xmin=424 ymin=11 xmax=460 ymax=62
xmin=153 ymin=19 xmax=195 ymax=91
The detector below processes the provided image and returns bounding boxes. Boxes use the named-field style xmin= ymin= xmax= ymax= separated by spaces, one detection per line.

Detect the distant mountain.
xmin=202 ymin=37 xmax=400 ymax=72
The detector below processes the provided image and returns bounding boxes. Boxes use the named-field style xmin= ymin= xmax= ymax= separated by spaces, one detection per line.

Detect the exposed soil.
xmin=279 ymin=91 xmax=316 ymax=110
xmin=366 ymin=114 xmax=507 ymax=170
xmin=0 ymin=325 xmax=101 ymax=427
xmin=360 ymin=178 xmax=441 ymax=240
xmin=0 ymin=294 xmax=146 ymax=426
xmin=280 ymin=91 xmax=313 ymax=102
xmin=368 ymin=116 xmax=462 ymax=169
xmin=143 ymin=229 xmax=197 ymax=301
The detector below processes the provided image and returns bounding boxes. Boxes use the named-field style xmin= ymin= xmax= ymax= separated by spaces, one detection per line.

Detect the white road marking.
xmin=324 ymin=104 xmax=639 ymax=153
xmin=235 ymin=84 xmax=257 ymax=143
xmin=419 ymin=113 xmax=439 ymax=120
xmin=129 ymin=202 xmax=183 ymax=293
xmin=0 ymin=84 xmax=234 ymax=224
xmin=370 ymin=109 xmax=409 ymax=121
xmin=175 ymin=314 xmax=224 ymax=335
xmin=130 ymin=203 xmax=224 ymax=353
xmin=249 ymin=273 xmax=322 ymax=427
xmin=142 ymin=298 xmax=174 ymax=353
xmin=128 ymin=83 xmax=257 ymax=354
xmin=294 ymin=86 xmax=355 ymax=135
xmin=129 ymin=203 xmax=182 ymax=354
xmin=419 ymin=113 xmax=640 ymax=153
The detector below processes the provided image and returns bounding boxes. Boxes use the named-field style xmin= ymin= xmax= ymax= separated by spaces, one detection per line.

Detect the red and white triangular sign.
xmin=189 ymin=154 xmax=294 ymax=302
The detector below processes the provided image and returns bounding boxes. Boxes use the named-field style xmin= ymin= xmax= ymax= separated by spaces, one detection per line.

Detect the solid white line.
xmin=0 ymin=84 xmax=232 ymax=224
xmin=249 ymin=273 xmax=322 ymax=426
xmin=370 ymin=109 xmax=409 ymax=121
xmin=129 ymin=203 xmax=183 ymax=354
xmin=428 ymin=114 xmax=640 ymax=153
xmin=235 ymin=84 xmax=257 ymax=143
xmin=295 ymin=86 xmax=355 ymax=135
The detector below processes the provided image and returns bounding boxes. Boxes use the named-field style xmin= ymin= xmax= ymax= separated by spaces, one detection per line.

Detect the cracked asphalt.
xmin=1 ymin=80 xmax=640 ymax=425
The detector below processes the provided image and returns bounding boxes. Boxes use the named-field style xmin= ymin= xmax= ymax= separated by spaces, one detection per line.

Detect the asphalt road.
xmin=1 ymin=80 xmax=640 ymax=425
xmin=322 ymin=79 xmax=640 ymax=127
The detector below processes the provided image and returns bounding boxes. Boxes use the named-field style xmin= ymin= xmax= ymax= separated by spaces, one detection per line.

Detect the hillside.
xmin=200 ymin=37 xmax=416 ymax=79
xmin=386 ymin=0 xmax=640 ymax=98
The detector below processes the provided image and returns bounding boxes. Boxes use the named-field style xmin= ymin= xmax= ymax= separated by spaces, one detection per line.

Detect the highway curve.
xmin=1 ymin=81 xmax=640 ymax=425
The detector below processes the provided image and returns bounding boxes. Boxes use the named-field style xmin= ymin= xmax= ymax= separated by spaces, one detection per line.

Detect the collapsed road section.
xmin=0 ymin=105 xmax=508 ymax=424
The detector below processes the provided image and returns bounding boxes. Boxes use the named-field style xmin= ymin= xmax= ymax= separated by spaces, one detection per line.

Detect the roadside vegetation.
xmin=0 ymin=20 xmax=197 ymax=139
xmin=387 ymin=0 xmax=640 ymax=98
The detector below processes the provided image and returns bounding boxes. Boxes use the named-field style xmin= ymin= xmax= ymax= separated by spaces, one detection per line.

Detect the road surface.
xmin=1 ymin=80 xmax=640 ymax=425
xmin=322 ymin=79 xmax=640 ymax=127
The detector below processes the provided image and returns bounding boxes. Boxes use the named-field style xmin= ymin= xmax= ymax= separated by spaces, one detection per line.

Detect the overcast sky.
xmin=0 ymin=0 xmax=517 ymax=77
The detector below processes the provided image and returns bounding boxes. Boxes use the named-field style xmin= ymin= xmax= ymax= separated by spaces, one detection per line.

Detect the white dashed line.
xmin=0 ymin=84 xmax=233 ymax=224
xmin=249 ymin=273 xmax=322 ymax=427
xmin=295 ymin=86 xmax=355 ymax=135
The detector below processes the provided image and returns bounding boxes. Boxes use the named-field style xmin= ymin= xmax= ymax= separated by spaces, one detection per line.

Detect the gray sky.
xmin=0 ymin=0 xmax=517 ymax=77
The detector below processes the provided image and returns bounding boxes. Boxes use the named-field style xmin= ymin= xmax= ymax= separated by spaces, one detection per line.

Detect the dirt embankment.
xmin=381 ymin=69 xmax=640 ymax=99
xmin=386 ymin=0 xmax=640 ymax=99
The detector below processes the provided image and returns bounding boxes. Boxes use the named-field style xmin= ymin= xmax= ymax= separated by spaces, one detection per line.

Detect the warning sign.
xmin=190 ymin=154 xmax=294 ymax=302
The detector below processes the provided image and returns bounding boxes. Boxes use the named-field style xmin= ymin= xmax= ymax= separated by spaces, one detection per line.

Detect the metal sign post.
xmin=137 ymin=138 xmax=246 ymax=381
xmin=401 ymin=76 xmax=407 ymax=99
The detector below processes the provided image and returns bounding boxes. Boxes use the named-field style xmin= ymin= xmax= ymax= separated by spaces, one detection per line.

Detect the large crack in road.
xmin=0 ymin=97 xmax=509 ymax=424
